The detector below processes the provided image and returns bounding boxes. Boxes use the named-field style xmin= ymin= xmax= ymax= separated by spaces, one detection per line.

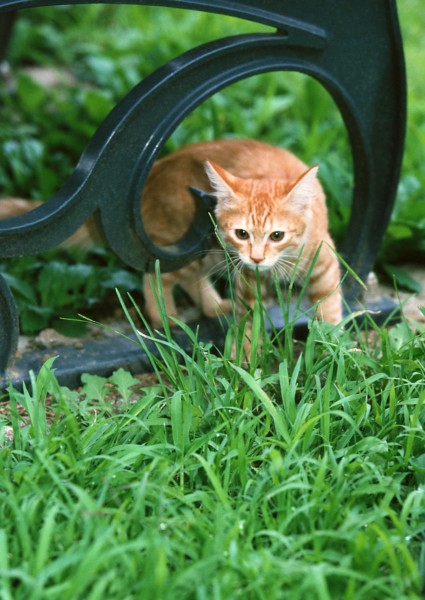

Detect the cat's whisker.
xmin=273 ymin=265 xmax=292 ymax=283
xmin=275 ymin=255 xmax=307 ymax=280
xmin=188 ymin=248 xmax=224 ymax=260
xmin=273 ymin=257 xmax=293 ymax=275
xmin=233 ymin=259 xmax=247 ymax=275
xmin=206 ymin=261 xmax=231 ymax=282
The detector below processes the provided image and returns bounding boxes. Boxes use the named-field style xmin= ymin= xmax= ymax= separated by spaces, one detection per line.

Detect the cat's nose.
xmin=251 ymin=256 xmax=264 ymax=264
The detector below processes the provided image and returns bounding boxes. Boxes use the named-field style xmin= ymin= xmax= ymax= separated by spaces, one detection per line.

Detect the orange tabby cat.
xmin=0 ymin=139 xmax=342 ymax=326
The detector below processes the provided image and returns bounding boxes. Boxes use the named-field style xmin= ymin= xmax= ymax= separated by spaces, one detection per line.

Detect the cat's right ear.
xmin=204 ymin=161 xmax=238 ymax=201
xmin=286 ymin=165 xmax=319 ymax=211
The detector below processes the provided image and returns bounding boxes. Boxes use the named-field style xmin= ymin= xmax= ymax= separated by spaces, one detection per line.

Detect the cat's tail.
xmin=0 ymin=198 xmax=101 ymax=250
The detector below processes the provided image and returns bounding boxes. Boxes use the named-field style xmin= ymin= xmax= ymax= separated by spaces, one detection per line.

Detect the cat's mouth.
xmin=244 ymin=262 xmax=272 ymax=272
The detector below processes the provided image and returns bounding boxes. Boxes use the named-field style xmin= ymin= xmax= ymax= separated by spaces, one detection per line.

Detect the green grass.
xmin=1 ymin=294 xmax=425 ymax=598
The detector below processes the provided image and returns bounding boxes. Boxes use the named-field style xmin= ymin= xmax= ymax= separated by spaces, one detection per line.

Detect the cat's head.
xmin=205 ymin=160 xmax=319 ymax=272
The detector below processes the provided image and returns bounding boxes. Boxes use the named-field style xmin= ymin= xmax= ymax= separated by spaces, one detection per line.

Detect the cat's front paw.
xmin=217 ymin=298 xmax=233 ymax=316
xmin=203 ymin=298 xmax=233 ymax=319
xmin=315 ymin=293 xmax=343 ymax=325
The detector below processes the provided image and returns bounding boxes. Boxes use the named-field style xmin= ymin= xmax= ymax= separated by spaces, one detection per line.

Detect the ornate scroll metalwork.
xmin=0 ymin=0 xmax=406 ymax=375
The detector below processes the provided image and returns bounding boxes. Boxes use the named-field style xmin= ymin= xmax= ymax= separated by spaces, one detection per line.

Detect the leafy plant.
xmin=0 ymin=249 xmax=141 ymax=335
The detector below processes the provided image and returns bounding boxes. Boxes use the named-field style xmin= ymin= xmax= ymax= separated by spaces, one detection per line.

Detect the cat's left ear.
xmin=287 ymin=165 xmax=319 ymax=211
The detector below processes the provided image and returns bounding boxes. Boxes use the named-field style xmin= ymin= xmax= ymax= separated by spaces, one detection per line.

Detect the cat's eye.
xmin=235 ymin=229 xmax=249 ymax=240
xmin=269 ymin=231 xmax=285 ymax=242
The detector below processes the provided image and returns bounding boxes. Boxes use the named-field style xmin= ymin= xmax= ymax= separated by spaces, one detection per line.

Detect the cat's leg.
xmin=176 ymin=256 xmax=232 ymax=318
xmin=142 ymin=272 xmax=180 ymax=327
xmin=143 ymin=267 xmax=231 ymax=327
xmin=177 ymin=267 xmax=232 ymax=318
xmin=182 ymin=276 xmax=232 ymax=318
xmin=307 ymin=247 xmax=342 ymax=324
xmin=314 ymin=290 xmax=342 ymax=324
xmin=232 ymin=270 xmax=266 ymax=359
xmin=234 ymin=270 xmax=269 ymax=316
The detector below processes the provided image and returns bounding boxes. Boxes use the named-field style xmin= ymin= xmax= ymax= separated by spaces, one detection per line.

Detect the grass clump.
xmin=1 ymin=298 xmax=425 ymax=599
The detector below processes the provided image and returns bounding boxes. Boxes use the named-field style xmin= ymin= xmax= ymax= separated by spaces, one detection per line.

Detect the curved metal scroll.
xmin=0 ymin=273 xmax=18 ymax=375
xmin=0 ymin=0 xmax=406 ymax=373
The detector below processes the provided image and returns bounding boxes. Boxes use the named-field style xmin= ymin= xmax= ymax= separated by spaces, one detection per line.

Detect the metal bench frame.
xmin=0 ymin=0 xmax=406 ymax=380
